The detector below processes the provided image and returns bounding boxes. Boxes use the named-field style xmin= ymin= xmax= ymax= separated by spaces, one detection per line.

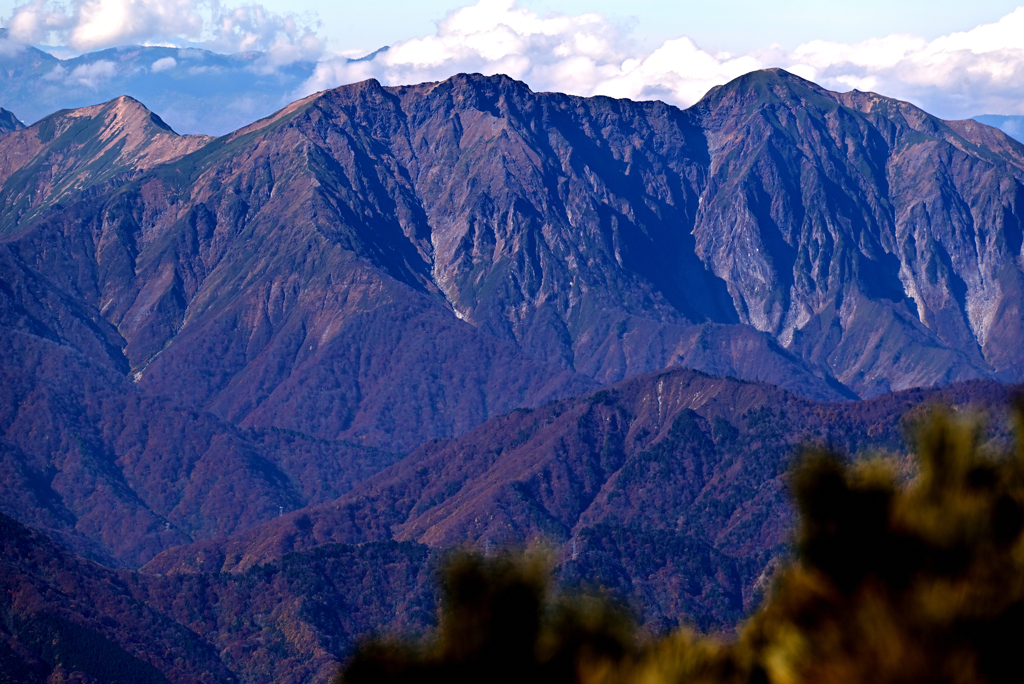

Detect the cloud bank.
xmin=4 ymin=0 xmax=1023 ymax=120
xmin=300 ymin=0 xmax=1024 ymax=119
xmin=6 ymin=0 xmax=322 ymax=64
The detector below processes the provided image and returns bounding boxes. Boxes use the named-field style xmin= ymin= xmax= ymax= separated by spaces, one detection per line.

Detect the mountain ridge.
xmin=0 ymin=375 xmax=1019 ymax=682
xmin=142 ymin=368 xmax=1020 ymax=630
xmin=1 ymin=67 xmax=1023 ymax=589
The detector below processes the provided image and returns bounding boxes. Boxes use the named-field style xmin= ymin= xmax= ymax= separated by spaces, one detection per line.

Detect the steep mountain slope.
xmin=0 ymin=75 xmax=844 ymax=455
xmin=0 ymin=236 xmax=404 ymax=567
xmin=0 ymin=511 xmax=439 ymax=684
xmin=0 ymin=513 xmax=236 ymax=684
xmin=5 ymin=71 xmax=1021 ymax=448
xmin=0 ymin=96 xmax=210 ymax=228
xmin=0 ymin=94 xmax=593 ymax=568
xmin=134 ymin=540 xmax=438 ymax=684
xmin=974 ymin=114 xmax=1024 ymax=143
xmin=0 ymin=329 xmax=404 ymax=568
xmin=692 ymin=71 xmax=1024 ymax=395
xmin=269 ymin=76 xmax=844 ymax=397
xmin=261 ymin=70 xmax=1020 ymax=398
xmin=145 ymin=370 xmax=1018 ymax=630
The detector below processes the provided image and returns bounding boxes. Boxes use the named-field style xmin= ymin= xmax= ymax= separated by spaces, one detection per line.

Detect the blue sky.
xmin=267 ymin=0 xmax=1024 ymax=55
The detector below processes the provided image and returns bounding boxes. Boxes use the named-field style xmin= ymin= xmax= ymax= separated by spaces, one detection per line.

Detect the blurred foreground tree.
xmin=341 ymin=551 xmax=632 ymax=684
xmin=340 ymin=408 xmax=1024 ymax=684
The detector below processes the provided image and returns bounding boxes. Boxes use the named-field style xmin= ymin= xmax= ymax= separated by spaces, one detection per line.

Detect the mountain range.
xmin=0 ymin=374 xmax=1017 ymax=683
xmin=0 ymin=33 xmax=326 ymax=135
xmin=1 ymin=66 xmax=1023 ymax=682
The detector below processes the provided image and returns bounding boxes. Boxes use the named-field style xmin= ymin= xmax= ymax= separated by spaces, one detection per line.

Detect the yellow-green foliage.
xmin=340 ymin=408 xmax=1024 ymax=684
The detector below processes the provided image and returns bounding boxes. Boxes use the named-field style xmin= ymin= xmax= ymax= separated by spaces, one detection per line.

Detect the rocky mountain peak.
xmin=0 ymin=96 xmax=212 ymax=228
xmin=59 ymin=95 xmax=209 ymax=165
xmin=695 ymin=68 xmax=837 ymax=118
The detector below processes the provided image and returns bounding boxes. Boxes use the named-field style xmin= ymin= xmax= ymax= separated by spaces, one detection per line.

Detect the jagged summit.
xmin=0 ymin=95 xmax=212 ymax=226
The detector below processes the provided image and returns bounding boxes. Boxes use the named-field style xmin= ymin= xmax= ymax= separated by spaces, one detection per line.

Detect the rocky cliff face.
xmin=693 ymin=72 xmax=1024 ymax=395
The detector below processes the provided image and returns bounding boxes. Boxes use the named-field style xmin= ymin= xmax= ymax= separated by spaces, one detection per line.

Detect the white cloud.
xmin=779 ymin=8 xmax=1024 ymax=117
xmin=4 ymin=0 xmax=322 ymax=65
xmin=298 ymin=0 xmax=1024 ymax=119
xmin=207 ymin=3 xmax=322 ymax=67
xmin=43 ymin=58 xmax=117 ymax=87
xmin=151 ymin=55 xmax=176 ymax=71
xmin=0 ymin=34 xmax=28 ymax=56
xmin=6 ymin=0 xmax=73 ymax=43
xmin=70 ymin=58 xmax=117 ymax=86
xmin=300 ymin=0 xmax=638 ymax=103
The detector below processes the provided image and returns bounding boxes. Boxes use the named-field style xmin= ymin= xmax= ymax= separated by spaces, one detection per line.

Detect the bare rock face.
xmin=692 ymin=70 xmax=1024 ymax=395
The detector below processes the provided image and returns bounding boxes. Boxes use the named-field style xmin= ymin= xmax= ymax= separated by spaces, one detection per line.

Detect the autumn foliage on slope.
xmin=340 ymin=407 xmax=1024 ymax=684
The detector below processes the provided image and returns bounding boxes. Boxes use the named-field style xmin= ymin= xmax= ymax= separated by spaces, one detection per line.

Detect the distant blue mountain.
xmin=973 ymin=115 xmax=1024 ymax=143
xmin=0 ymin=35 xmax=338 ymax=135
